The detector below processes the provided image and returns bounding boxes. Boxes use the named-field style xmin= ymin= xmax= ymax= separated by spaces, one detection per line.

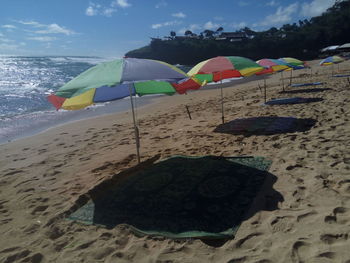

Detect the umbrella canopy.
xmin=319 ymin=55 xmax=344 ymax=66
xmin=188 ymin=56 xmax=264 ymax=82
xmin=256 ymin=58 xmax=290 ymax=75
xmin=48 ymin=58 xmax=203 ymax=110
xmin=279 ymin=57 xmax=307 ymax=69
xmin=47 ymin=57 xmax=205 ymax=164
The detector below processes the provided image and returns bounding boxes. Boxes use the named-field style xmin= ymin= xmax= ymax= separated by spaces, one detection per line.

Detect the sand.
xmin=0 ymin=59 xmax=349 ymax=263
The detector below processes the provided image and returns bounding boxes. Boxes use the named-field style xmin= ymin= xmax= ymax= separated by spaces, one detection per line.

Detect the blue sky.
xmin=0 ymin=0 xmax=337 ymax=58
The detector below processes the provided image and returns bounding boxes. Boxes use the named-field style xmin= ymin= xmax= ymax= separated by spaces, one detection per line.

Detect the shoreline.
xmin=0 ymin=94 xmax=162 ymax=145
xmin=0 ymin=75 xmax=264 ymax=146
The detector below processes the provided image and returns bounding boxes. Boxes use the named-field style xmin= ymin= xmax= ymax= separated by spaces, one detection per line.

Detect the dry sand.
xmin=0 ymin=60 xmax=350 ymax=263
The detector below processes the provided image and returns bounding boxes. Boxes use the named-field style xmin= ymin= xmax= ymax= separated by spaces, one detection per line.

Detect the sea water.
xmin=0 ymin=56 xmax=156 ymax=144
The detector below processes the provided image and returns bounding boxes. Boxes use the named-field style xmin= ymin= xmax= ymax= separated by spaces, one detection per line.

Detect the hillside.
xmin=125 ymin=0 xmax=350 ymax=65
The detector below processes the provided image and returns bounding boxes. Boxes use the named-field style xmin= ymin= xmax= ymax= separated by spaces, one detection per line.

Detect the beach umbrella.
xmin=48 ymin=57 xmax=204 ymax=163
xmin=188 ymin=56 xmax=264 ymax=123
xmin=319 ymin=55 xmax=344 ymax=66
xmin=188 ymin=56 xmax=264 ymax=81
xmin=256 ymin=58 xmax=290 ymax=74
xmin=320 ymin=56 xmax=345 ymax=75
xmin=279 ymin=57 xmax=308 ymax=85
xmin=256 ymin=58 xmax=291 ymax=93
xmin=279 ymin=57 xmax=306 ymax=69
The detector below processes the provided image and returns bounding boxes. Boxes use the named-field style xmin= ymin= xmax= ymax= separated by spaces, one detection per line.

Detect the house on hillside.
xmin=215 ymin=32 xmax=249 ymax=42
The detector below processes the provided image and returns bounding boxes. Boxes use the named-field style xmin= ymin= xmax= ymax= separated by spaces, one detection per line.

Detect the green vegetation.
xmin=125 ymin=0 xmax=350 ymax=65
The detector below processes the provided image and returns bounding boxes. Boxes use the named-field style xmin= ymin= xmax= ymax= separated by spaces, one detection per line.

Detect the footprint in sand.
xmin=226 ymin=256 xmax=247 ymax=263
xmin=335 ymin=179 xmax=350 ymax=196
xmin=330 ymin=207 xmax=350 ymax=225
xmin=30 ymin=205 xmax=48 ymax=215
xmin=235 ymin=232 xmax=263 ymax=249
xmin=297 ymin=210 xmax=317 ymax=223
xmin=1 ymin=249 xmax=31 ymax=263
xmin=291 ymin=240 xmax=313 ymax=263
xmin=320 ymin=233 xmax=348 ymax=245
xmin=317 ymin=251 xmax=337 ymax=261
xmin=270 ymin=216 xmax=295 ymax=233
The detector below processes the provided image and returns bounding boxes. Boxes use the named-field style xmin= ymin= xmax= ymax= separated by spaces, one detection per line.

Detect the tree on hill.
xmin=170 ymin=31 xmax=176 ymax=39
xmin=184 ymin=30 xmax=193 ymax=36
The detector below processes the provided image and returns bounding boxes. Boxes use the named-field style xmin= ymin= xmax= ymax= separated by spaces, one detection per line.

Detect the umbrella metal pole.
xmin=290 ymin=70 xmax=293 ymax=86
xmin=310 ymin=68 xmax=313 ymax=80
xmin=220 ymin=79 xmax=224 ymax=124
xmin=281 ymin=71 xmax=285 ymax=91
xmin=129 ymin=84 xmax=141 ymax=164
xmin=264 ymin=77 xmax=267 ymax=104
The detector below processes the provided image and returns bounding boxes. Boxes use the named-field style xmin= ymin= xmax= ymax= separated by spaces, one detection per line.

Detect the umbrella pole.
xmin=310 ymin=68 xmax=313 ymax=80
xmin=129 ymin=84 xmax=141 ymax=164
xmin=289 ymin=70 xmax=293 ymax=86
xmin=220 ymin=80 xmax=224 ymax=124
xmin=264 ymin=77 xmax=267 ymax=104
xmin=281 ymin=71 xmax=285 ymax=91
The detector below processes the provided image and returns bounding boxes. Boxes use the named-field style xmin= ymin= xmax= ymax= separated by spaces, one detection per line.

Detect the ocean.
xmin=0 ymin=56 xmax=158 ymax=144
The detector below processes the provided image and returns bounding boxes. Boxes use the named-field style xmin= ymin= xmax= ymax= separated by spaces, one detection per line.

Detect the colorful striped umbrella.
xmin=48 ymin=58 xmax=203 ymax=110
xmin=188 ymin=56 xmax=264 ymax=123
xmin=278 ymin=57 xmax=308 ymax=86
xmin=254 ymin=59 xmax=291 ymax=100
xmin=256 ymin=58 xmax=290 ymax=75
xmin=48 ymin=57 xmax=204 ymax=163
xmin=279 ymin=57 xmax=307 ymax=69
xmin=188 ymin=56 xmax=264 ymax=82
xmin=256 ymin=58 xmax=292 ymax=92
xmin=319 ymin=55 xmax=344 ymax=66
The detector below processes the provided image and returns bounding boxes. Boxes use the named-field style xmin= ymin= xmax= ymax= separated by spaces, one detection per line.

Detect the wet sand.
xmin=0 ymin=59 xmax=349 ymax=263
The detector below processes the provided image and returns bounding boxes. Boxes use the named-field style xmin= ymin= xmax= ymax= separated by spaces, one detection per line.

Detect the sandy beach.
xmin=1 ymin=59 xmax=350 ymax=263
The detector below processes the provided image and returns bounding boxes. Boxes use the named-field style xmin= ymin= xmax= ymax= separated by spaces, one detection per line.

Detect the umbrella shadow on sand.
xmin=214 ymin=116 xmax=317 ymax=136
xmin=279 ymin=88 xmax=332 ymax=94
xmin=67 ymin=155 xmax=283 ymax=245
xmin=264 ymin=97 xmax=323 ymax=106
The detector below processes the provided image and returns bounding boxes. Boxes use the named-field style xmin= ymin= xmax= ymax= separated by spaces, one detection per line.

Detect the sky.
xmin=0 ymin=0 xmax=337 ymax=58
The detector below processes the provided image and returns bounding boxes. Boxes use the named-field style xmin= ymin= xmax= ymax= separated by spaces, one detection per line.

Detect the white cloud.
xmin=112 ymin=0 xmax=131 ymax=8
xmin=266 ymin=0 xmax=278 ymax=6
xmin=172 ymin=12 xmax=186 ymax=18
xmin=151 ymin=20 xmax=182 ymax=29
xmin=27 ymin=36 xmax=57 ymax=42
xmin=86 ymin=5 xmax=99 ymax=16
xmin=2 ymin=25 xmax=17 ymax=29
xmin=34 ymin=24 xmax=75 ymax=35
xmin=103 ymin=8 xmax=117 ymax=17
xmin=17 ymin=20 xmax=76 ymax=35
xmin=17 ymin=20 xmax=43 ymax=27
xmin=301 ymin=0 xmax=336 ymax=17
xmin=86 ymin=2 xmax=119 ymax=17
xmin=188 ymin=24 xmax=201 ymax=32
xmin=203 ymin=21 xmax=220 ymax=30
xmin=178 ymin=24 xmax=202 ymax=34
xmin=155 ymin=0 xmax=167 ymax=8
xmin=231 ymin=22 xmax=247 ymax=29
xmin=258 ymin=3 xmax=299 ymax=27
xmin=0 ymin=37 xmax=13 ymax=43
